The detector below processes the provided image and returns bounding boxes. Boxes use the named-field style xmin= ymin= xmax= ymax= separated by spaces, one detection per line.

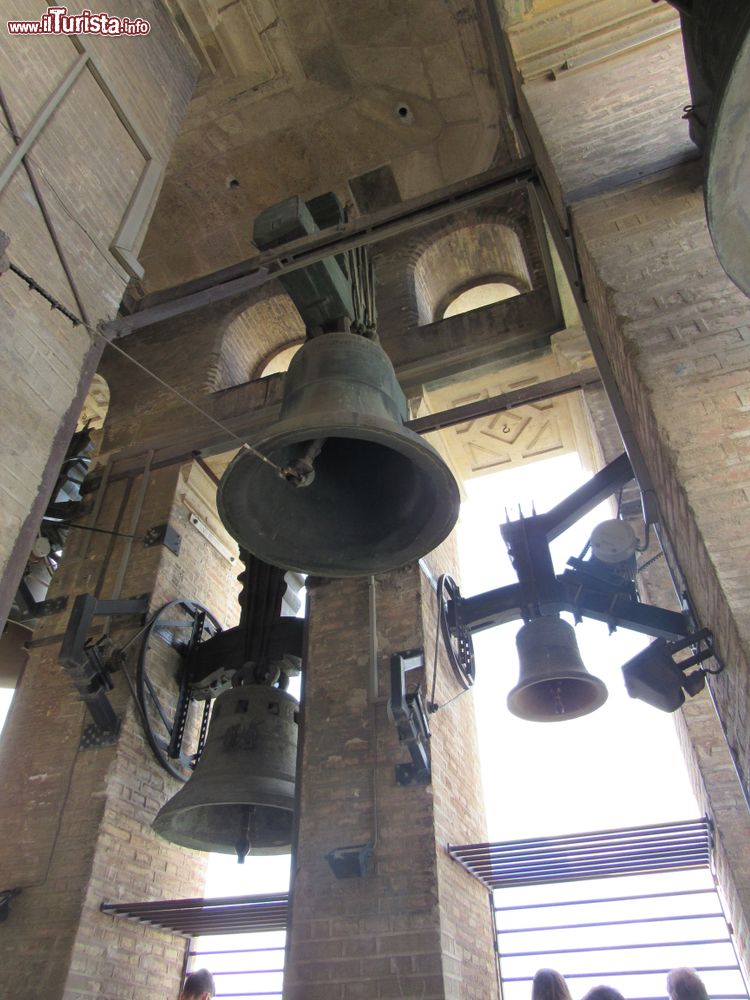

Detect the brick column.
xmin=284 ymin=556 xmax=498 ymax=1000
xmin=0 ymin=460 xmax=239 ymax=998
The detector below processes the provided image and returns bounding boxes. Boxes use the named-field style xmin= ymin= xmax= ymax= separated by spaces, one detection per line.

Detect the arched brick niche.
xmin=442 ymin=280 xmax=521 ymax=319
xmin=210 ymin=285 xmax=304 ymax=391
xmin=413 ymin=221 xmax=532 ymax=325
xmin=372 ymin=195 xmax=543 ymax=341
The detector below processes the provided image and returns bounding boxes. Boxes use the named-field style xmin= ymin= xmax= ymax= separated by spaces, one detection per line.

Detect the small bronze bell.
xmin=507 ymin=616 xmax=608 ymax=722
xmin=152 ymin=682 xmax=298 ymax=861
xmin=217 ymin=332 xmax=459 ymax=577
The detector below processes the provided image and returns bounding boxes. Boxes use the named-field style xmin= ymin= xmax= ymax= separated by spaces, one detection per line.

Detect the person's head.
xmin=667 ymin=968 xmax=710 ymax=1000
xmin=532 ymin=968 xmax=573 ymax=1000
xmin=581 ymin=986 xmax=626 ymax=1000
xmin=180 ymin=968 xmax=215 ymax=1000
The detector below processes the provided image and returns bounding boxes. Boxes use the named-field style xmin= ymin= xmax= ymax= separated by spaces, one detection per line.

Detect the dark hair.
xmin=532 ymin=969 xmax=574 ymax=1000
xmin=581 ymin=987 xmax=626 ymax=1000
xmin=182 ymin=968 xmax=216 ymax=998
xmin=667 ymin=968 xmax=710 ymax=1000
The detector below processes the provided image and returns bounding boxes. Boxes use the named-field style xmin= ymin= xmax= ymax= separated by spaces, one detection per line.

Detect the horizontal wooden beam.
xmin=406 ymin=367 xmax=601 ymax=434
xmin=104 ymin=157 xmax=536 ymax=338
xmin=100 ymin=363 xmax=598 ymax=484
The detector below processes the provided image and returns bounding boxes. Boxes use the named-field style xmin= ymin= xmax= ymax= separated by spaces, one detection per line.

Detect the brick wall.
xmin=284 ymin=546 xmax=498 ymax=999
xmin=572 ymin=170 xmax=750 ymax=967
xmin=374 ymin=195 xmax=547 ymax=338
xmin=0 ymin=2 xmax=197 ymax=626
xmin=0 ymin=449 xmax=244 ymax=997
xmin=510 ymin=21 xmax=750 ymax=976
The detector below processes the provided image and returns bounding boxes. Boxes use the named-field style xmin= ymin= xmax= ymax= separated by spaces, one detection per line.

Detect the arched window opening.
xmin=258 ymin=340 xmax=304 ymax=379
xmin=213 ymin=294 xmax=304 ymax=391
xmin=442 ymin=281 xmax=521 ymax=320
xmin=413 ymin=222 xmax=532 ymax=326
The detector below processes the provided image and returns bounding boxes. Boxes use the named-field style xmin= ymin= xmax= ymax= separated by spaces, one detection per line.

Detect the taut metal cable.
xmin=5 ymin=275 xmax=286 ymax=478
xmin=89 ymin=320 xmax=284 ymax=474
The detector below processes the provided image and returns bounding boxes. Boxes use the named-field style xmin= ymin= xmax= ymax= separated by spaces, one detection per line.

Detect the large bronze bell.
xmin=507 ymin=616 xmax=608 ymax=722
xmin=217 ymin=333 xmax=460 ymax=577
xmin=152 ymin=683 xmax=298 ymax=860
xmin=672 ymin=0 xmax=750 ymax=296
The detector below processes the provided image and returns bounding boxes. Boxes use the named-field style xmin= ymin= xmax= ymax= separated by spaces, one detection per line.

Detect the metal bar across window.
xmin=504 ymin=966 xmax=739 ymax=982
xmin=451 ymin=818 xmax=748 ymax=1000
xmin=498 ymin=912 xmax=726 ymax=935
xmin=450 ymin=818 xmax=713 ymax=889
xmin=494 ymin=887 xmax=716 ymax=912
xmin=502 ymin=938 xmax=729 ymax=958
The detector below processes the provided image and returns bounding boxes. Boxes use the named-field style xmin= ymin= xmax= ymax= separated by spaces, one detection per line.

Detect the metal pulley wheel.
xmin=136 ymin=599 xmax=221 ymax=782
xmin=437 ymin=574 xmax=476 ymax=690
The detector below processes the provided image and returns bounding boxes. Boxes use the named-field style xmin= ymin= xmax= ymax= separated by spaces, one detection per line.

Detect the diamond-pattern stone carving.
xmin=423 ymin=350 xmax=584 ymax=481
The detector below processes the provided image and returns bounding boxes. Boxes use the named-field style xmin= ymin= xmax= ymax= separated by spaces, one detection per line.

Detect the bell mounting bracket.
xmin=58 ymin=593 xmax=150 ymax=735
xmin=443 ymin=452 xmax=698 ymax=666
xmin=389 ymin=648 xmax=431 ymax=786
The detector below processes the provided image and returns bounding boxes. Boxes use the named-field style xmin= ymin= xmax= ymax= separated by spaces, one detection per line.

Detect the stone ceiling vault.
xmin=140 ymin=0 xmax=516 ymax=291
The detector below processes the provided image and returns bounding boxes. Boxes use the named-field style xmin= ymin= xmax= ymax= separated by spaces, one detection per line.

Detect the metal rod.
xmin=188 ymin=948 xmax=285 ymax=956
xmin=193 ymin=452 xmax=222 ymax=487
xmin=484 ymin=860 xmax=710 ymax=887
xmin=0 ymin=51 xmax=89 ymax=194
xmin=209 ymin=993 xmax=281 ymax=999
xmin=465 ymin=829 xmax=712 ymax=860
xmin=493 ymin=887 xmax=716 ymax=912
xmin=482 ymin=843 xmax=713 ymax=865
xmin=502 ymin=937 xmax=729 ymax=958
xmin=110 ymin=450 xmax=152 ymax=600
xmin=496 ymin=912 xmax=724 ymax=935
xmin=453 ymin=817 xmax=710 ymax=854
xmin=0 ymin=84 xmax=92 ymax=326
xmin=211 ymin=969 xmax=283 ymax=976
xmin=503 ymin=967 xmax=738 ymax=983
xmin=406 ymin=368 xmax=600 ymax=434
xmin=470 ymin=836 xmax=713 ymax=865
xmin=7 ymin=262 xmax=81 ymax=324
xmin=101 ymin=891 xmax=289 ymax=911
xmin=105 ymin=158 xmax=537 ymax=337
xmin=478 ymin=857 xmax=712 ymax=881
xmin=368 ymin=575 xmax=378 ymax=703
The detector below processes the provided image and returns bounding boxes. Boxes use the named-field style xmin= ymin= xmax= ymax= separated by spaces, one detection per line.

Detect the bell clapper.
xmin=235 ymin=805 xmax=257 ymax=864
xmin=281 ymin=437 xmax=325 ymax=488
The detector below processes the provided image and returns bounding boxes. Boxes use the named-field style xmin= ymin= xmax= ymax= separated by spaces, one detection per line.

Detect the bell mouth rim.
xmin=507 ymin=674 xmax=609 ymax=723
xmin=217 ymin=411 xmax=460 ymax=578
xmin=152 ymin=799 xmax=295 ymax=857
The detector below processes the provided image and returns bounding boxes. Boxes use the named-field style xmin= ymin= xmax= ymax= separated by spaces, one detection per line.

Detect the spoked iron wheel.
xmin=136 ymin=599 xmax=220 ymax=781
xmin=437 ymin=574 xmax=476 ymax=690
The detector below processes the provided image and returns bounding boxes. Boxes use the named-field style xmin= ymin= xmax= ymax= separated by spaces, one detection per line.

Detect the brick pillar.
xmin=0 ymin=460 xmax=240 ymax=998
xmin=284 ymin=556 xmax=498 ymax=1000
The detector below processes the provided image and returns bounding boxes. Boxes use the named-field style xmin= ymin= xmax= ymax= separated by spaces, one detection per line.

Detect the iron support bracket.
xmin=442 ymin=452 xmax=693 ymax=672
xmin=144 ymin=523 xmax=181 ymax=555
xmin=389 ymin=648 xmax=431 ymax=786
xmin=58 ymin=593 xmax=150 ymax=734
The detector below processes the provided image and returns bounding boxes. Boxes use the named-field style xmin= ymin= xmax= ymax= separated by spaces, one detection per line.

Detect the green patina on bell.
xmin=217 ymin=332 xmax=459 ymax=577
